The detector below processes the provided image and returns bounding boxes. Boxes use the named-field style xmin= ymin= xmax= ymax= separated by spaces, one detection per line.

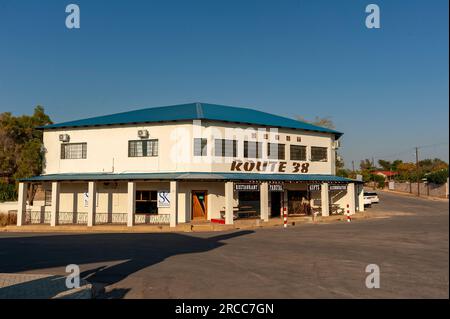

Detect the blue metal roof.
xmin=41 ymin=102 xmax=343 ymax=138
xmin=20 ymin=172 xmax=356 ymax=183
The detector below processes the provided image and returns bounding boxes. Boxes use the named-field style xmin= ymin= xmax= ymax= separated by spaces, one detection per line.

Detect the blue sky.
xmin=0 ymin=0 xmax=448 ymax=167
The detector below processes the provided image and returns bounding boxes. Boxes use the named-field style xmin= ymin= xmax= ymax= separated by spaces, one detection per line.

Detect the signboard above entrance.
xmin=308 ymin=184 xmax=347 ymax=191
xmin=329 ymin=185 xmax=347 ymax=191
xmin=308 ymin=184 xmax=321 ymax=191
xmin=234 ymin=183 xmax=260 ymax=192
xmin=269 ymin=183 xmax=284 ymax=192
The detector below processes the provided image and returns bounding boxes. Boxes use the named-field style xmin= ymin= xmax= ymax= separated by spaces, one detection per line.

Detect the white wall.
xmin=43 ymin=121 xmax=336 ymax=176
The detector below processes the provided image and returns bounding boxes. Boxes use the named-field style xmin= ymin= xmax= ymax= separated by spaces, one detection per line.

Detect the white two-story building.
xmin=16 ymin=102 xmax=364 ymax=228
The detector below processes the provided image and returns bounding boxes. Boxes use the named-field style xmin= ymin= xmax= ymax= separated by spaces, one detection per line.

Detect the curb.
xmin=377 ymin=189 xmax=449 ymax=201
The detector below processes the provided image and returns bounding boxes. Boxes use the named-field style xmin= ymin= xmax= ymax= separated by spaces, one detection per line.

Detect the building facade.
xmin=17 ymin=103 xmax=364 ymax=227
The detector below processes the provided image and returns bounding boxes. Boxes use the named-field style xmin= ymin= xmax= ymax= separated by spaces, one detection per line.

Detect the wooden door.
xmin=192 ymin=191 xmax=207 ymax=219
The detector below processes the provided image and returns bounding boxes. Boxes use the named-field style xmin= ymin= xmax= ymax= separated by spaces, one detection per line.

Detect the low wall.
xmin=0 ymin=201 xmax=18 ymax=214
xmin=388 ymin=181 xmax=448 ymax=198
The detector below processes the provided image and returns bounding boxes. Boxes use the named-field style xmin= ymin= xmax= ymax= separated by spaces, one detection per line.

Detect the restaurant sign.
xmin=234 ymin=183 xmax=260 ymax=192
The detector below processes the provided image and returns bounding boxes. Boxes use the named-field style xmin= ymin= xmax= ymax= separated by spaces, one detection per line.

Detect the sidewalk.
xmin=376 ymin=188 xmax=449 ymax=202
xmin=0 ymin=273 xmax=92 ymax=299
xmin=1 ymin=213 xmax=374 ymax=233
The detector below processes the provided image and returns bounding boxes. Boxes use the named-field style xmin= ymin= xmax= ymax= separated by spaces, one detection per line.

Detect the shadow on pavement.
xmin=0 ymin=230 xmax=253 ymax=298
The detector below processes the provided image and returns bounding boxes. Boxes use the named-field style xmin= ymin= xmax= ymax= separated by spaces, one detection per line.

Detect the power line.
xmin=365 ymin=142 xmax=449 ymax=162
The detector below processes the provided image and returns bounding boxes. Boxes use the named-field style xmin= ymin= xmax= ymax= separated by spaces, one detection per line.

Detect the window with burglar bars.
xmin=194 ymin=138 xmax=208 ymax=156
xmin=290 ymin=145 xmax=307 ymax=161
xmin=60 ymin=143 xmax=87 ymax=159
xmin=44 ymin=190 xmax=52 ymax=206
xmin=244 ymin=141 xmax=262 ymax=158
xmin=311 ymin=146 xmax=328 ymax=162
xmin=128 ymin=140 xmax=158 ymax=157
xmin=214 ymin=139 xmax=237 ymax=157
xmin=268 ymin=143 xmax=285 ymax=160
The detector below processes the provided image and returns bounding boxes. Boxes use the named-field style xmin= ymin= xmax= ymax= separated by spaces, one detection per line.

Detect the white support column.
xmin=16 ymin=182 xmax=27 ymax=226
xmin=348 ymin=182 xmax=356 ymax=215
xmin=87 ymin=181 xmax=96 ymax=227
xmin=260 ymin=182 xmax=269 ymax=222
xmin=321 ymin=183 xmax=329 ymax=217
xmin=127 ymin=181 xmax=136 ymax=227
xmin=225 ymin=181 xmax=234 ymax=225
xmin=357 ymin=184 xmax=364 ymax=212
xmin=170 ymin=181 xmax=178 ymax=227
xmin=50 ymin=181 xmax=60 ymax=227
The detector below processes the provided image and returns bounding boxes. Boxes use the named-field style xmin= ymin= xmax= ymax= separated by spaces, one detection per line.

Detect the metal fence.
xmin=58 ymin=212 xmax=88 ymax=225
xmin=22 ymin=210 xmax=171 ymax=226
xmin=95 ymin=213 xmax=128 ymax=225
xmin=24 ymin=210 xmax=51 ymax=225
xmin=134 ymin=213 xmax=170 ymax=225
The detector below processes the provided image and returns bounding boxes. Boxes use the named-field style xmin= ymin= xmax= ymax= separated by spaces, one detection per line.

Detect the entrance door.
xmin=287 ymin=190 xmax=310 ymax=215
xmin=270 ymin=192 xmax=281 ymax=217
xmin=192 ymin=191 xmax=207 ymax=220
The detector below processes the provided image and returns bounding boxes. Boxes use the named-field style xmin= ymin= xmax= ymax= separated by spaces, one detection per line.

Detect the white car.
xmin=364 ymin=191 xmax=380 ymax=206
xmin=363 ymin=196 xmax=372 ymax=208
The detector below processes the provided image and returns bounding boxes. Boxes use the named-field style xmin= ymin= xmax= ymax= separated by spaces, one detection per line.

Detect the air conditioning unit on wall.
xmin=332 ymin=140 xmax=341 ymax=149
xmin=138 ymin=129 xmax=149 ymax=138
xmin=59 ymin=134 xmax=70 ymax=142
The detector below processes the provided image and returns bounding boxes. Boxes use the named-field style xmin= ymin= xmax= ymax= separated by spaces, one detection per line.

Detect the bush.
xmin=426 ymin=169 xmax=449 ymax=185
xmin=0 ymin=212 xmax=17 ymax=226
xmin=0 ymin=183 xmax=17 ymax=202
xmin=370 ymin=174 xmax=385 ymax=188
xmin=363 ymin=173 xmax=384 ymax=188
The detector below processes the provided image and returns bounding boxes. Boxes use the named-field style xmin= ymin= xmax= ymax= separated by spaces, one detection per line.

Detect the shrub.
xmin=370 ymin=174 xmax=385 ymax=188
xmin=0 ymin=183 xmax=17 ymax=202
xmin=426 ymin=169 xmax=449 ymax=185
xmin=0 ymin=212 xmax=17 ymax=226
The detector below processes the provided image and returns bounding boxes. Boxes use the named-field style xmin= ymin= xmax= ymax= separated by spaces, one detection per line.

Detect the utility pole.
xmin=415 ymin=147 xmax=420 ymax=197
xmin=352 ymin=160 xmax=355 ymax=173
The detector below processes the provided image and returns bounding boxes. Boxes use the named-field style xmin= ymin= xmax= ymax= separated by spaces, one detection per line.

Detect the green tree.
xmin=295 ymin=115 xmax=335 ymax=130
xmin=0 ymin=106 xmax=52 ymax=200
xmin=378 ymin=159 xmax=392 ymax=171
xmin=360 ymin=159 xmax=375 ymax=171
xmin=426 ymin=169 xmax=449 ymax=184
xmin=419 ymin=158 xmax=448 ymax=174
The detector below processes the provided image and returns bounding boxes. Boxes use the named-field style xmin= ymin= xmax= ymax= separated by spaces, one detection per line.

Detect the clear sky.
xmin=0 ymin=0 xmax=448 ymax=168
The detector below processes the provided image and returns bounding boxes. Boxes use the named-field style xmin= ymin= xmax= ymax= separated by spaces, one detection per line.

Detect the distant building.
xmin=373 ymin=171 xmax=398 ymax=181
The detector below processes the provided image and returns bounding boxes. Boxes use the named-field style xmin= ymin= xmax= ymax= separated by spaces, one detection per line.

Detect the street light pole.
xmin=415 ymin=147 xmax=420 ymax=197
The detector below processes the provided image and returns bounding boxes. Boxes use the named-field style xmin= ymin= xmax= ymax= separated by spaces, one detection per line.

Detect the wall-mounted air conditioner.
xmin=332 ymin=140 xmax=341 ymax=149
xmin=59 ymin=134 xmax=70 ymax=142
xmin=138 ymin=129 xmax=149 ymax=138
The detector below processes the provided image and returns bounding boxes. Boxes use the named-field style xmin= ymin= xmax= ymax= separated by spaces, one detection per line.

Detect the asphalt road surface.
xmin=0 ymin=191 xmax=448 ymax=298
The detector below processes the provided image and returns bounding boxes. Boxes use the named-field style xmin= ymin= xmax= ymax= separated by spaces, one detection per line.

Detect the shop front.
xmin=17 ymin=172 xmax=364 ymax=228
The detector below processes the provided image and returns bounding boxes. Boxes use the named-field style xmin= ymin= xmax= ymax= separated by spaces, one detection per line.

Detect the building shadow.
xmin=0 ymin=230 xmax=253 ymax=298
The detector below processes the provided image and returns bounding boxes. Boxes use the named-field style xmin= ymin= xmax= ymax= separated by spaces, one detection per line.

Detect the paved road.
xmin=0 ymin=192 xmax=448 ymax=298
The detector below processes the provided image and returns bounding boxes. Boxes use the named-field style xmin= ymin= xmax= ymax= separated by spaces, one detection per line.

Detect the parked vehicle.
xmin=363 ymin=196 xmax=372 ymax=208
xmin=364 ymin=191 xmax=380 ymax=206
